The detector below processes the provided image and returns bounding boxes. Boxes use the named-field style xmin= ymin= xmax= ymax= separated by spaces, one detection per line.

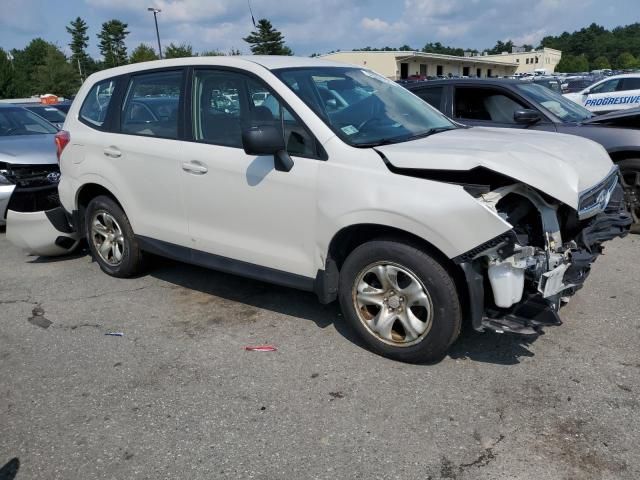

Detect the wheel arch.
xmin=75 ymin=183 xmax=125 ymax=233
xmin=318 ymin=223 xmax=469 ymax=317
xmin=608 ymin=148 xmax=640 ymax=163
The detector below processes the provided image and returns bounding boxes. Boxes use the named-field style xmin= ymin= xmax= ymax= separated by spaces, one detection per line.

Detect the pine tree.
xmin=164 ymin=43 xmax=194 ymax=58
xmin=130 ymin=44 xmax=159 ymax=63
xmin=0 ymin=48 xmax=16 ymax=99
xmin=66 ymin=17 xmax=91 ymax=80
xmin=98 ymin=19 xmax=129 ymax=69
xmin=243 ymin=19 xmax=292 ymax=55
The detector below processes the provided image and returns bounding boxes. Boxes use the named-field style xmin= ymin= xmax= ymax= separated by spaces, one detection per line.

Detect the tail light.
xmin=54 ymin=130 xmax=70 ymax=163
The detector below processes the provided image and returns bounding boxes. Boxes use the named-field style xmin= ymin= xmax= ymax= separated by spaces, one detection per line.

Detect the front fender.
xmin=316 ymin=172 xmax=514 ymax=263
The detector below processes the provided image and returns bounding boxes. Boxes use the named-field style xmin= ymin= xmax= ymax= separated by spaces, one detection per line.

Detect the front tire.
xmin=618 ymin=158 xmax=640 ymax=234
xmin=338 ymin=240 xmax=462 ymax=363
xmin=85 ymin=195 xmax=144 ymax=277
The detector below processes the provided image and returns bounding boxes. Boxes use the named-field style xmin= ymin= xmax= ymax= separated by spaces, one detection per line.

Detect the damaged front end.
xmin=457 ymin=167 xmax=631 ymax=335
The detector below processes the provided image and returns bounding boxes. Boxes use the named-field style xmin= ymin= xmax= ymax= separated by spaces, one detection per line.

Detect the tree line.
xmin=0 ymin=17 xmax=292 ymax=99
xmin=346 ymin=40 xmax=535 ymax=58
xmin=541 ymin=23 xmax=640 ymax=72
xmin=345 ymin=22 xmax=640 ymax=73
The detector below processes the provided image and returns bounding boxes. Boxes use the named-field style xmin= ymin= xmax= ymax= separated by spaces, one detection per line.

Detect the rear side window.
xmin=80 ymin=79 xmax=116 ymax=127
xmin=619 ymin=78 xmax=640 ymax=91
xmin=121 ymin=70 xmax=182 ymax=139
xmin=414 ymin=87 xmax=444 ymax=110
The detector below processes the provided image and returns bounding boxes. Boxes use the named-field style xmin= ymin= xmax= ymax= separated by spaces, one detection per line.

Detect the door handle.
xmin=103 ymin=146 xmax=122 ymax=158
xmin=181 ymin=161 xmax=208 ymax=175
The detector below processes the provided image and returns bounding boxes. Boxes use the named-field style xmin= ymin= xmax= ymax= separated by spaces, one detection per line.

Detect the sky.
xmin=1 ymin=0 xmax=639 ymax=58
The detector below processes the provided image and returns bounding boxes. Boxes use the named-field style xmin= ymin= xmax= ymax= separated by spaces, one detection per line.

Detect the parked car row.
xmin=2 ymin=57 xmax=633 ymax=364
xmin=406 ymin=78 xmax=640 ymax=232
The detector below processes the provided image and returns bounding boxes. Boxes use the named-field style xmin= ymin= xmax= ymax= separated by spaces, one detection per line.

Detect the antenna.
xmin=247 ymin=0 xmax=256 ymax=27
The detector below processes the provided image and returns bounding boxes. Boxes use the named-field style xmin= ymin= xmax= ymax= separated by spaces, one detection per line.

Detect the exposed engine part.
xmin=459 ymin=180 xmax=631 ymax=335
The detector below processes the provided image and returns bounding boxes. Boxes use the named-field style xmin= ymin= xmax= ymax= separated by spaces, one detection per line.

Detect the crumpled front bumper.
xmin=460 ymin=183 xmax=632 ymax=335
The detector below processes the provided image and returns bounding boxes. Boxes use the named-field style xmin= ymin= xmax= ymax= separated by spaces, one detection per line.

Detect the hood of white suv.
xmin=375 ymin=127 xmax=613 ymax=209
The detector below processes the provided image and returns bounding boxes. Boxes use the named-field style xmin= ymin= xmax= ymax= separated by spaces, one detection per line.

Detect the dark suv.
xmin=407 ymin=78 xmax=640 ymax=231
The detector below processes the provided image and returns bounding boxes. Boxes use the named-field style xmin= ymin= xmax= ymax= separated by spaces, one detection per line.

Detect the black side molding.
xmin=136 ymin=235 xmax=318 ymax=294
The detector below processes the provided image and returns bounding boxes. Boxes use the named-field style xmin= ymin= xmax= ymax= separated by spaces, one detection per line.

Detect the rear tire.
xmin=618 ymin=158 xmax=640 ymax=234
xmin=85 ymin=195 xmax=144 ymax=277
xmin=338 ymin=239 xmax=462 ymax=363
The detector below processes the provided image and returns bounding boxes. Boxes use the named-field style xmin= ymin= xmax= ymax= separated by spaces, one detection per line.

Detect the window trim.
xmin=187 ymin=65 xmax=327 ymax=161
xmin=115 ymin=67 xmax=187 ymax=141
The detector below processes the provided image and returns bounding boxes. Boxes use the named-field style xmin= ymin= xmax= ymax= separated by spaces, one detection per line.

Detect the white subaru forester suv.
xmin=7 ymin=57 xmax=631 ymax=363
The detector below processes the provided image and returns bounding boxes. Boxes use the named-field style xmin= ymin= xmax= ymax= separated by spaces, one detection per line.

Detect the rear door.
xmin=87 ymin=69 xmax=190 ymax=247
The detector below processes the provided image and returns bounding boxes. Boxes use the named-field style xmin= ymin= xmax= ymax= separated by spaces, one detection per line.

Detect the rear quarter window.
xmin=414 ymin=86 xmax=444 ymax=111
xmin=79 ymin=79 xmax=116 ymax=128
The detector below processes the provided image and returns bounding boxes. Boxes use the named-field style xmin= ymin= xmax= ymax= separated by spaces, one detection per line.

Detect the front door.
xmin=180 ymin=69 xmax=321 ymax=278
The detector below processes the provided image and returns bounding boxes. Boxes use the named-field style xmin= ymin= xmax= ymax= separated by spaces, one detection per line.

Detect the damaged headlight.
xmin=577 ymin=166 xmax=619 ymax=220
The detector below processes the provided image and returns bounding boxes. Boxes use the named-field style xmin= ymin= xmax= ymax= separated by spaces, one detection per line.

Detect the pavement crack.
xmin=0 ymin=298 xmax=34 ymax=305
xmin=57 ymin=285 xmax=152 ymax=302
xmin=461 ymin=434 xmax=504 ymax=470
xmin=441 ymin=434 xmax=505 ymax=478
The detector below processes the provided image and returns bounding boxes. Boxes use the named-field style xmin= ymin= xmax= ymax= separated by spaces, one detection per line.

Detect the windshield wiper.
xmin=353 ymin=126 xmax=455 ymax=148
xmin=403 ymin=126 xmax=455 ymax=141
xmin=353 ymin=137 xmax=407 ymax=148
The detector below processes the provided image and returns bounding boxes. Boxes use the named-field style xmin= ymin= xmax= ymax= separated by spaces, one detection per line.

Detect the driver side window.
xmin=455 ymin=87 xmax=527 ymax=124
xmin=590 ymin=79 xmax=619 ymax=94
xmin=191 ymin=69 xmax=318 ymax=158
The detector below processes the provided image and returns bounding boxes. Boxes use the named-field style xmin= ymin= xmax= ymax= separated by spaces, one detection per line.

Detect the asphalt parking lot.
xmin=0 ymin=229 xmax=638 ymax=480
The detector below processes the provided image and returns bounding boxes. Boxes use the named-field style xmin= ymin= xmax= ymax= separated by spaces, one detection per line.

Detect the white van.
xmin=6 ymin=57 xmax=631 ymax=362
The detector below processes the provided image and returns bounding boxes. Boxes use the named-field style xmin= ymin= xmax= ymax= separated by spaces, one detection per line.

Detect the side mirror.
xmin=513 ymin=109 xmax=541 ymax=125
xmin=242 ymin=124 xmax=294 ymax=172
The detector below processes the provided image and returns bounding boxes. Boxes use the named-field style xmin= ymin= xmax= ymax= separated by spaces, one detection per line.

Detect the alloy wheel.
xmin=352 ymin=262 xmax=434 ymax=347
xmin=91 ymin=211 xmax=125 ymax=265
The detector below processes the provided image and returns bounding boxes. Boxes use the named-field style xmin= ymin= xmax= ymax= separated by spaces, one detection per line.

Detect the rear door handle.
xmin=103 ymin=146 xmax=122 ymax=158
xmin=181 ymin=161 xmax=208 ymax=175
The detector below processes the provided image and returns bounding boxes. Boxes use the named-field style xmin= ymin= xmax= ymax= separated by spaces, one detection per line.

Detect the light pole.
xmin=147 ymin=7 xmax=163 ymax=59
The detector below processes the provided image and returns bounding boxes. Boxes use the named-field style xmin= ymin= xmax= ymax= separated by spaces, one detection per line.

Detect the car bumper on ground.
xmin=6 ymin=206 xmax=80 ymax=256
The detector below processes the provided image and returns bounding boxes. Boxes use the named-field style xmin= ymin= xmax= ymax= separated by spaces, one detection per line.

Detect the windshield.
xmin=0 ymin=107 xmax=58 ymax=136
xmin=517 ymin=83 xmax=593 ymax=122
xmin=273 ymin=67 xmax=455 ymax=147
xmin=27 ymin=106 xmax=66 ymax=123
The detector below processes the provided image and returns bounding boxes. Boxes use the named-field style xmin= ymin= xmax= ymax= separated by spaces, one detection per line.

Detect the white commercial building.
xmin=321 ymin=50 xmax=519 ymax=80
xmin=481 ymin=47 xmax=562 ymax=74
